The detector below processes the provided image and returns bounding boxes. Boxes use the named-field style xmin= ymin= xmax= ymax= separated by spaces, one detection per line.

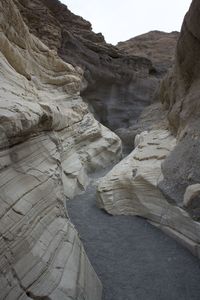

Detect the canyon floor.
xmin=67 ymin=167 xmax=200 ymax=300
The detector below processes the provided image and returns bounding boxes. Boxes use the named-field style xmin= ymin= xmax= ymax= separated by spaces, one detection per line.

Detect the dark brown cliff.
xmin=118 ymin=31 xmax=179 ymax=75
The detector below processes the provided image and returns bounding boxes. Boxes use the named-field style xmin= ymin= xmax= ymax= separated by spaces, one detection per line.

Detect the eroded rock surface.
xmin=158 ymin=0 xmax=200 ymax=208
xmin=116 ymin=102 xmax=169 ymax=152
xmin=0 ymin=0 xmax=121 ymax=298
xmin=118 ymin=31 xmax=179 ymax=75
xmin=14 ymin=0 xmax=160 ymax=135
xmin=97 ymin=0 xmax=200 ymax=258
xmin=97 ymin=130 xmax=200 ymax=257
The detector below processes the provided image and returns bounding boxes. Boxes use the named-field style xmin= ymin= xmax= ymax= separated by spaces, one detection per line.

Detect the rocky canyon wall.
xmin=0 ymin=0 xmax=198 ymax=298
xmin=115 ymin=31 xmax=178 ymax=149
xmin=118 ymin=30 xmax=178 ymax=75
xmin=14 ymin=0 xmax=177 ymax=145
xmin=158 ymin=0 xmax=200 ymax=211
xmin=97 ymin=0 xmax=200 ymax=258
xmin=0 ymin=0 xmax=121 ymax=298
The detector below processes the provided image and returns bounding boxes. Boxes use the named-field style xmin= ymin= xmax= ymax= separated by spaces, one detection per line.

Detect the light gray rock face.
xmin=97 ymin=130 xmax=200 ymax=258
xmin=0 ymin=0 xmax=121 ymax=299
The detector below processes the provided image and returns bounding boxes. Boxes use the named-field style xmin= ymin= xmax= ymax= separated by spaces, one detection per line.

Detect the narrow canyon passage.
xmin=67 ymin=168 xmax=200 ymax=300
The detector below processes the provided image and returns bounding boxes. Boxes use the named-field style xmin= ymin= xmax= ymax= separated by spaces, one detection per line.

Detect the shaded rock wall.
xmin=158 ymin=0 xmax=200 ymax=210
xmin=96 ymin=0 xmax=200 ymax=258
xmin=0 ymin=0 xmax=121 ymax=298
xmin=115 ymin=30 xmax=178 ymax=150
xmin=118 ymin=31 xmax=179 ymax=75
xmin=115 ymin=102 xmax=169 ymax=152
xmin=14 ymin=0 xmax=160 ymax=134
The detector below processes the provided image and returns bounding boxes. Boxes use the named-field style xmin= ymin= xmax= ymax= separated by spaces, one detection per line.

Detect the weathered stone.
xmin=118 ymin=31 xmax=179 ymax=75
xmin=14 ymin=0 xmax=176 ymax=141
xmin=0 ymin=0 xmax=122 ymax=298
xmin=158 ymin=0 xmax=200 ymax=207
xmin=97 ymin=130 xmax=200 ymax=258
xmin=116 ymin=102 xmax=169 ymax=152
xmin=183 ymin=184 xmax=200 ymax=207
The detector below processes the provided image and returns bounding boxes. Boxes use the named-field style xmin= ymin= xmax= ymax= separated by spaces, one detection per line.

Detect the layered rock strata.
xmin=14 ymin=0 xmax=161 ymax=134
xmin=97 ymin=130 xmax=200 ymax=257
xmin=97 ymin=0 xmax=200 ymax=257
xmin=0 ymin=0 xmax=121 ymax=298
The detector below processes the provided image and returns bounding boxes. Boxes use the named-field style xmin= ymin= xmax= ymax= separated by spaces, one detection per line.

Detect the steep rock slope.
xmin=14 ymin=0 xmax=160 ymax=134
xmin=0 ymin=0 xmax=121 ymax=299
xmin=112 ymin=31 xmax=178 ymax=150
xmin=97 ymin=0 xmax=200 ymax=257
xmin=118 ymin=31 xmax=179 ymax=75
xmin=158 ymin=0 xmax=200 ymax=212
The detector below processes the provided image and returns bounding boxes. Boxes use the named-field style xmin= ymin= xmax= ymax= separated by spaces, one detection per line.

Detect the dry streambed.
xmin=67 ymin=167 xmax=200 ymax=300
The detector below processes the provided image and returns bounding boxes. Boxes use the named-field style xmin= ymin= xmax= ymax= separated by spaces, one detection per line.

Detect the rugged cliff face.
xmin=158 ymin=0 xmax=200 ymax=214
xmin=14 ymin=0 xmax=163 ymax=136
xmin=118 ymin=31 xmax=179 ymax=75
xmin=0 ymin=0 xmax=121 ymax=298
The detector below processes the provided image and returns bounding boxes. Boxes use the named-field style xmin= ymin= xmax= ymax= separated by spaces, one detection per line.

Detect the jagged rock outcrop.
xmin=0 ymin=0 xmax=121 ymax=298
xmin=118 ymin=31 xmax=179 ymax=75
xmin=97 ymin=130 xmax=200 ymax=257
xmin=14 ymin=0 xmax=161 ymax=135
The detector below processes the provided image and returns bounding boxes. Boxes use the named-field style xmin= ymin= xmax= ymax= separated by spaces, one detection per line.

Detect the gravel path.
xmin=67 ymin=169 xmax=200 ymax=300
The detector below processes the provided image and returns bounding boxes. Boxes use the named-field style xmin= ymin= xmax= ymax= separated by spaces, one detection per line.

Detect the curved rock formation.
xmin=14 ymin=0 xmax=160 ymax=135
xmin=0 ymin=0 xmax=121 ymax=298
xmin=97 ymin=130 xmax=200 ymax=257
xmin=1 ymin=0 xmax=199 ymax=297
xmin=97 ymin=0 xmax=200 ymax=258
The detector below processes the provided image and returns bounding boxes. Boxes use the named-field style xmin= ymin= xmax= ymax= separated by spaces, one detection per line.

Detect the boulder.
xmin=97 ymin=130 xmax=200 ymax=257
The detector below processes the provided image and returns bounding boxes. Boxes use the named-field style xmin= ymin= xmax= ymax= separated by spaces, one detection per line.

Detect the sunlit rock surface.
xmin=0 ymin=0 xmax=121 ymax=298
xmin=97 ymin=130 xmax=200 ymax=257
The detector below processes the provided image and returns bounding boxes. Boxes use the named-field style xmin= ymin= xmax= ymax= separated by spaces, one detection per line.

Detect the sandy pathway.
xmin=67 ymin=169 xmax=200 ymax=300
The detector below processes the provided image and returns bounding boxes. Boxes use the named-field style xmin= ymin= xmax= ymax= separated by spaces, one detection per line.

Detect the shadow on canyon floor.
xmin=66 ymin=168 xmax=200 ymax=300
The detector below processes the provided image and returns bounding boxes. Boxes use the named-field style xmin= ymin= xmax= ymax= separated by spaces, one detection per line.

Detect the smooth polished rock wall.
xmin=97 ymin=130 xmax=200 ymax=257
xmin=0 ymin=0 xmax=121 ymax=298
